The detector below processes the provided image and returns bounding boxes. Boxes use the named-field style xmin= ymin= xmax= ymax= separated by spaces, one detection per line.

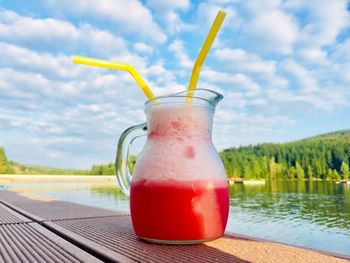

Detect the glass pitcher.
xmin=115 ymin=89 xmax=229 ymax=244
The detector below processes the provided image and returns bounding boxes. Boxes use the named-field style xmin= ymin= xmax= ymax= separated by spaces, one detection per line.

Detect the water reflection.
xmin=89 ymin=184 xmax=130 ymax=212
xmin=8 ymin=181 xmax=130 ymax=212
xmin=228 ymin=181 xmax=350 ymax=255
xmin=229 ymin=181 xmax=350 ymax=231
xmin=5 ymin=180 xmax=350 ymax=255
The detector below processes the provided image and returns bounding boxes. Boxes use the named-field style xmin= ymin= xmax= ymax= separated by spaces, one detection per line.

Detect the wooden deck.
xmin=0 ymin=190 xmax=349 ymax=263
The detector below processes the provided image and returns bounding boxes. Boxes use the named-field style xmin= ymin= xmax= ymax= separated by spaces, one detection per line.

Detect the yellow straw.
xmin=187 ymin=10 xmax=226 ymax=97
xmin=73 ymin=55 xmax=155 ymax=99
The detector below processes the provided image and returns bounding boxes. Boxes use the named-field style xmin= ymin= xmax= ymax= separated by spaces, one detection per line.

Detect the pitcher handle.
xmin=115 ymin=122 xmax=147 ymax=196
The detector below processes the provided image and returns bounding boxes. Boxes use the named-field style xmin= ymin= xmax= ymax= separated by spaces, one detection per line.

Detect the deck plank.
xmin=0 ymin=190 xmax=125 ymax=221
xmin=0 ymin=222 xmax=102 ymax=263
xmin=0 ymin=203 xmax=31 ymax=225
xmin=47 ymin=216 xmax=248 ymax=263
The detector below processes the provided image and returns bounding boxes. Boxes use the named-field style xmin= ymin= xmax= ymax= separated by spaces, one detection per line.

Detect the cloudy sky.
xmin=1 ymin=0 xmax=350 ymax=169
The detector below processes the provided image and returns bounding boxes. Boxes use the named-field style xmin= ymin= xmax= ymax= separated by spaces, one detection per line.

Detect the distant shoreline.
xmin=0 ymin=174 xmax=115 ymax=182
xmin=1 ymin=175 xmax=341 ymax=184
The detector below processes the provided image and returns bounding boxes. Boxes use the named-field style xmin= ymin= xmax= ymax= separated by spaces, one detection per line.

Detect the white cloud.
xmin=0 ymin=42 xmax=84 ymax=80
xmin=1 ymin=1 xmax=350 ymax=169
xmin=0 ymin=33 xmax=185 ymax=167
xmin=219 ymin=91 xmax=247 ymax=110
xmin=201 ymin=69 xmax=261 ymax=95
xmin=296 ymin=47 xmax=327 ymax=64
xmin=332 ymin=63 xmax=350 ymax=83
xmin=241 ymin=0 xmax=281 ymax=14
xmin=225 ymin=0 xmax=299 ymax=54
xmin=0 ymin=10 xmax=78 ymax=43
xmin=331 ymin=39 xmax=350 ymax=63
xmin=80 ymin=24 xmax=128 ymax=57
xmin=43 ymin=0 xmax=167 ymax=44
xmin=168 ymin=40 xmax=193 ymax=69
xmin=146 ymin=0 xmax=191 ymax=34
xmin=229 ymin=74 xmax=261 ymax=95
xmin=133 ymin=42 xmax=154 ymax=54
xmin=214 ymin=48 xmax=276 ymax=76
xmin=0 ymin=98 xmax=143 ymax=169
xmin=0 ymin=10 xmax=128 ymax=57
xmin=244 ymin=9 xmax=299 ymax=54
xmin=0 ymin=39 xmax=151 ymax=91
xmin=0 ymin=63 xmax=149 ymax=168
xmin=286 ymin=0 xmax=350 ymax=47
xmin=266 ymin=86 xmax=348 ymax=112
xmin=142 ymin=60 xmax=176 ymax=86
xmin=163 ymin=12 xmax=186 ymax=34
xmin=280 ymin=59 xmax=319 ymax=92
xmin=213 ymin=109 xmax=296 ymax=149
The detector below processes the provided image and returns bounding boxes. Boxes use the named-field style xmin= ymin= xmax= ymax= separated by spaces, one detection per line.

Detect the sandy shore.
xmin=228 ymin=179 xmax=266 ymax=185
xmin=0 ymin=174 xmax=115 ymax=183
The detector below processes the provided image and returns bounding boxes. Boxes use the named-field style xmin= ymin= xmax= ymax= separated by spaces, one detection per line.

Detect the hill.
xmin=220 ymin=130 xmax=350 ymax=180
xmin=9 ymin=162 xmax=89 ymax=175
xmin=0 ymin=147 xmax=89 ymax=175
xmin=1 ymin=130 xmax=350 ymax=179
xmin=85 ymin=130 xmax=350 ymax=179
xmin=0 ymin=147 xmax=117 ymax=175
xmin=301 ymin=129 xmax=350 ymax=142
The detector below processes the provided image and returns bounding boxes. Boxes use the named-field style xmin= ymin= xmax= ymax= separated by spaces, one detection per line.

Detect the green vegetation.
xmin=221 ymin=130 xmax=350 ymax=180
xmin=1 ymin=130 xmax=350 ymax=179
xmin=9 ymin=162 xmax=89 ymax=175
xmin=0 ymin=147 xmax=14 ymax=174
xmin=0 ymin=147 xmax=88 ymax=175
xmin=90 ymin=163 xmax=115 ymax=175
xmin=0 ymin=146 xmax=135 ymax=175
xmin=89 ymin=156 xmax=137 ymax=175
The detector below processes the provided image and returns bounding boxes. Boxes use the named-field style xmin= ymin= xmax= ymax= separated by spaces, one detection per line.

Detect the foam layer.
xmin=147 ymin=104 xmax=212 ymax=140
xmin=133 ymin=105 xmax=226 ymax=181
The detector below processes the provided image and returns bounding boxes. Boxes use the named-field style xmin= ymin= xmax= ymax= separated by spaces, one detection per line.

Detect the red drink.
xmin=130 ymin=179 xmax=229 ymax=242
xmin=125 ymin=103 xmax=229 ymax=243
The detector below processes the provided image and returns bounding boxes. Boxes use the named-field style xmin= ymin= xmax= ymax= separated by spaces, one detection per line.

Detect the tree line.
xmin=0 ymin=147 xmax=15 ymax=174
xmin=91 ymin=131 xmax=350 ymax=181
xmin=89 ymin=156 xmax=136 ymax=175
xmin=1 ymin=130 xmax=349 ymax=180
xmin=220 ymin=131 xmax=350 ymax=180
xmin=0 ymin=147 xmax=88 ymax=175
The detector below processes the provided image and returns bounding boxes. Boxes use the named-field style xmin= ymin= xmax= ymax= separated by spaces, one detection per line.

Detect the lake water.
xmin=4 ymin=180 xmax=350 ymax=256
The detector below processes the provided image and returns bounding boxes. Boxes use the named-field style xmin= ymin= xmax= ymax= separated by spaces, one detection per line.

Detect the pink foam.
xmin=133 ymin=105 xmax=226 ymax=182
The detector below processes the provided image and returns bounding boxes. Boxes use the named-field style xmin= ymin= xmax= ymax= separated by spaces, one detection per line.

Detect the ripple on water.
xmin=7 ymin=180 xmax=350 ymax=256
xmin=228 ymin=181 xmax=350 ymax=255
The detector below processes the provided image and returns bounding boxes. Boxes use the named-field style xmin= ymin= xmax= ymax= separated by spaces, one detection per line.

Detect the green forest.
xmin=1 ymin=130 xmax=350 ymax=180
xmin=220 ymin=130 xmax=350 ymax=180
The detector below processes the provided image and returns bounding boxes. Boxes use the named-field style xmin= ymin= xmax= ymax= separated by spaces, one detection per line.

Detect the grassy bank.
xmin=0 ymin=174 xmax=115 ymax=183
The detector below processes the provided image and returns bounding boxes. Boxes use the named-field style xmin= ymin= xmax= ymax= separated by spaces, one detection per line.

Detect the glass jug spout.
xmin=184 ymin=89 xmax=223 ymax=108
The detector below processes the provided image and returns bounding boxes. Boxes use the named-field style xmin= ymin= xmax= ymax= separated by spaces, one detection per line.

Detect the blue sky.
xmin=0 ymin=0 xmax=350 ymax=169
